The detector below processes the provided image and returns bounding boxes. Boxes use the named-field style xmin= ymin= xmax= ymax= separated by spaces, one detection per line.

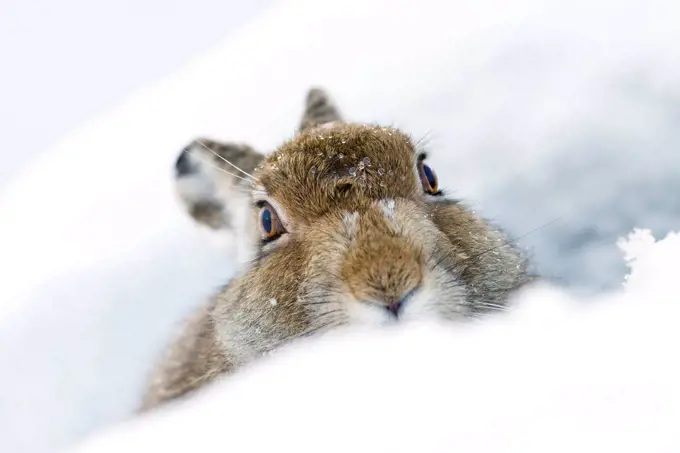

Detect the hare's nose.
xmin=385 ymin=287 xmax=419 ymax=317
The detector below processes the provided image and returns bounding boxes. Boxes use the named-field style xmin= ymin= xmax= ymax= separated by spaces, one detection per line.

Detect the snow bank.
xmin=1 ymin=0 xmax=679 ymax=452
xmin=72 ymin=230 xmax=680 ymax=453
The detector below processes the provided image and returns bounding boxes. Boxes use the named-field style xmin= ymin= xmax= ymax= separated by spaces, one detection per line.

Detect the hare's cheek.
xmin=403 ymin=268 xmax=470 ymax=322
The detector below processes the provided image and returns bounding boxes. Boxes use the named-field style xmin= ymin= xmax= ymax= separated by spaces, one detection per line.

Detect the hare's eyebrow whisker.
xmin=195 ymin=139 xmax=257 ymax=180
xmin=182 ymin=148 xmax=253 ymax=183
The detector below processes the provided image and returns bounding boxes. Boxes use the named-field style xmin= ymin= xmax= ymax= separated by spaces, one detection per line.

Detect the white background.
xmin=0 ymin=0 xmax=271 ymax=187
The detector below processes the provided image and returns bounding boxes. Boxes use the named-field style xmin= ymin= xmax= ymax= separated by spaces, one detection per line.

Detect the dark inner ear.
xmin=299 ymin=87 xmax=344 ymax=132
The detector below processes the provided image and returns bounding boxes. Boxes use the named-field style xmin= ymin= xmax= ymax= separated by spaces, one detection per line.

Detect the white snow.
xmin=1 ymin=0 xmax=679 ymax=452
xmin=72 ymin=230 xmax=680 ymax=453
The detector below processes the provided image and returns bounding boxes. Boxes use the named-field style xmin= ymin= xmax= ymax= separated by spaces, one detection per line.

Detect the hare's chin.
xmin=344 ymin=299 xmax=398 ymax=326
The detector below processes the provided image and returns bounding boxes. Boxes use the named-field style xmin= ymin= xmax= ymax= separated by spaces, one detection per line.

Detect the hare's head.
xmin=173 ymin=88 xmax=530 ymax=362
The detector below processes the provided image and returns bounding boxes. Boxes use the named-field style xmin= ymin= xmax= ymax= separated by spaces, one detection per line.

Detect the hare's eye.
xmin=258 ymin=203 xmax=285 ymax=241
xmin=418 ymin=160 xmax=440 ymax=195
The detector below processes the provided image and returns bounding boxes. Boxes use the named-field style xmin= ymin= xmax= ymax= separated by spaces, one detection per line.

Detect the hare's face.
xmin=172 ymin=89 xmax=529 ymax=360
xmin=244 ymin=123 xmax=527 ymax=324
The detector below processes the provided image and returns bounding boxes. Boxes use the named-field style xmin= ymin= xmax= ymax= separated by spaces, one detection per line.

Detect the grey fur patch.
xmin=174 ymin=140 xmax=264 ymax=230
xmin=299 ymin=88 xmax=343 ymax=131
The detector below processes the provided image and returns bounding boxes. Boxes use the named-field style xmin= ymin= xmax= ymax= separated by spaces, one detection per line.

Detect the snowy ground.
xmin=72 ymin=230 xmax=680 ymax=453
xmin=1 ymin=0 xmax=679 ymax=452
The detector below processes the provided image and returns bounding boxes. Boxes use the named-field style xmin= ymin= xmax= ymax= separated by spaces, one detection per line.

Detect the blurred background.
xmin=1 ymin=0 xmax=679 ymax=452
xmin=0 ymin=0 xmax=272 ymax=187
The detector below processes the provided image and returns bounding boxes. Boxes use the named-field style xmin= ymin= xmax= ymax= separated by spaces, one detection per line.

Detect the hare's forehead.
xmin=257 ymin=125 xmax=418 ymax=183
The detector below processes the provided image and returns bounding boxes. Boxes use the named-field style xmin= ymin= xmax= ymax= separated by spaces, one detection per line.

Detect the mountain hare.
xmin=141 ymin=88 xmax=531 ymax=411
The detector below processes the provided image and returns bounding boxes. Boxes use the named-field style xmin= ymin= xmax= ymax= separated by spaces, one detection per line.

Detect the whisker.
xmin=314 ymin=308 xmax=343 ymax=319
xmin=463 ymin=312 xmax=489 ymax=320
xmin=474 ymin=301 xmax=507 ymax=310
xmin=468 ymin=217 xmax=562 ymax=263
xmin=300 ymin=320 xmax=343 ymax=338
xmin=195 ymin=139 xmax=257 ymax=180
xmin=272 ymin=320 xmax=343 ymax=349
xmin=312 ymin=268 xmax=345 ymax=282
xmin=300 ymin=299 xmax=336 ymax=306
xmin=429 ymin=252 xmax=450 ymax=271
xmin=413 ymin=131 xmax=434 ymax=153
xmin=182 ymin=149 xmax=253 ymax=184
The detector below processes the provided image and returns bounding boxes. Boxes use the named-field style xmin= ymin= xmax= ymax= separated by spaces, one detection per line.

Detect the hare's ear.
xmin=299 ymin=88 xmax=344 ymax=132
xmin=174 ymin=138 xmax=264 ymax=231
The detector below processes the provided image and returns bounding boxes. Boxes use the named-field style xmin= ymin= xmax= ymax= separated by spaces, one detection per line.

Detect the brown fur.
xmin=139 ymin=303 xmax=229 ymax=411
xmin=142 ymin=89 xmax=531 ymax=412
